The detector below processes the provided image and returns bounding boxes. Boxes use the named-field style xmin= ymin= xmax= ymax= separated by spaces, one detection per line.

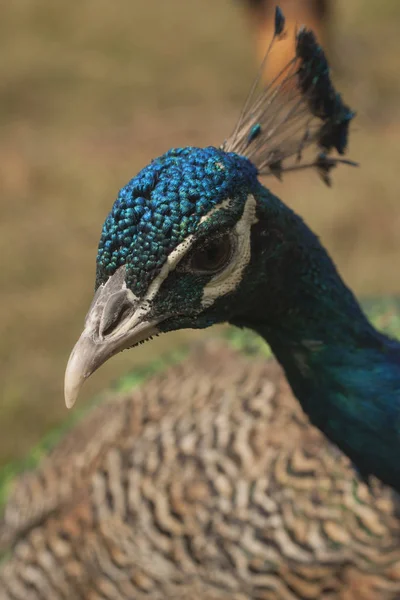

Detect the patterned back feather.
xmin=1 ymin=342 xmax=400 ymax=599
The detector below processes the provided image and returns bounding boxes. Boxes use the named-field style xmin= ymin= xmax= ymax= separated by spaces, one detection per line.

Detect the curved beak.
xmin=64 ymin=267 xmax=159 ymax=409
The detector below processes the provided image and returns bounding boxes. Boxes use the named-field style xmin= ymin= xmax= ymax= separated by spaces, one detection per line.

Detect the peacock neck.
xmin=232 ymin=184 xmax=400 ymax=489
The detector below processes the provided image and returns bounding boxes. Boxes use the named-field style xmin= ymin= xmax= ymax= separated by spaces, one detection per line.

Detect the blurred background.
xmin=0 ymin=0 xmax=400 ymax=468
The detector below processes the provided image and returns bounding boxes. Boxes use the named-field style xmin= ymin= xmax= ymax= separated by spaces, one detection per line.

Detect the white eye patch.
xmin=111 ymin=194 xmax=257 ymax=329
xmin=201 ymin=194 xmax=258 ymax=309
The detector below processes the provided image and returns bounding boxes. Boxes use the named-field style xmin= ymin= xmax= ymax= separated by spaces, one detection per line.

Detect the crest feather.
xmin=223 ymin=7 xmax=357 ymax=186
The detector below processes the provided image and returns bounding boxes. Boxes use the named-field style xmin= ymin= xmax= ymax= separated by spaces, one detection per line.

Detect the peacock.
xmin=63 ymin=8 xmax=400 ymax=493
xmin=1 ymin=8 xmax=400 ymax=599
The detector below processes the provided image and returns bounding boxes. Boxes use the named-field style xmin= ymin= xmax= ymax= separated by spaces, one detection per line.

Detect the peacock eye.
xmin=189 ymin=233 xmax=234 ymax=274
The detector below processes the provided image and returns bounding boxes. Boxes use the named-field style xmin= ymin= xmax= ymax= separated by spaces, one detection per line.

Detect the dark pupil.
xmin=191 ymin=235 xmax=231 ymax=273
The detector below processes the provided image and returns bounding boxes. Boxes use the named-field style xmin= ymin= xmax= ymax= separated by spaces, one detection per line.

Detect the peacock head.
xmin=95 ymin=145 xmax=261 ymax=323
xmin=65 ymin=146 xmax=267 ymax=407
xmin=64 ymin=13 xmax=356 ymax=408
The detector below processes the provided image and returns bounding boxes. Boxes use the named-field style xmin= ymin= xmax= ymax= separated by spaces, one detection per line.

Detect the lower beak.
xmin=64 ymin=332 xmax=103 ymax=409
xmin=64 ymin=319 xmax=157 ymax=409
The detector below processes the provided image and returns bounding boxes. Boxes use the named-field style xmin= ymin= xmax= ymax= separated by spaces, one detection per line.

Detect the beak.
xmin=64 ymin=267 xmax=158 ymax=409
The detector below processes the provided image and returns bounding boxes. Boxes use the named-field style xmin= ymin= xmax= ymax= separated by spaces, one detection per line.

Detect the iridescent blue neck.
xmin=234 ymin=185 xmax=400 ymax=491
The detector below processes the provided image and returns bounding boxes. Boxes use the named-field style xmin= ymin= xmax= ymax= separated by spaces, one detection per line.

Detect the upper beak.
xmin=64 ymin=267 xmax=158 ymax=409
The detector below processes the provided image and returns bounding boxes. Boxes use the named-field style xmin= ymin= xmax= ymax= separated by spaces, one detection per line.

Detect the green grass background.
xmin=1 ymin=0 xmax=400 ymax=470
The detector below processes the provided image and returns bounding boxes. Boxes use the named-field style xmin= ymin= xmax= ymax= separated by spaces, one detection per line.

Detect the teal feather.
xmin=231 ymin=183 xmax=400 ymax=488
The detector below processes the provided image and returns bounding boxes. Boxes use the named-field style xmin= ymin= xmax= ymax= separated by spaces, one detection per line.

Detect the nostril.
xmin=101 ymin=305 xmax=131 ymax=337
xmin=100 ymin=291 xmax=133 ymax=338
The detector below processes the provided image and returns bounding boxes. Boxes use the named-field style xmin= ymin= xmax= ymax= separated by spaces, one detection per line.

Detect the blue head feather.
xmin=96 ymin=147 xmax=257 ymax=294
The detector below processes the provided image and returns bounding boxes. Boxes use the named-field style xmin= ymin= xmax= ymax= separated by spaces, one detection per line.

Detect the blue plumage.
xmin=97 ymin=147 xmax=257 ymax=292
xmin=243 ymin=185 xmax=400 ymax=488
xmin=66 ymin=8 xmax=400 ymax=493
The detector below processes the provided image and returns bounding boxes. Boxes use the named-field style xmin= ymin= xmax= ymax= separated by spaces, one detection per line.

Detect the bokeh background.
xmin=1 ymin=0 xmax=400 ymax=468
